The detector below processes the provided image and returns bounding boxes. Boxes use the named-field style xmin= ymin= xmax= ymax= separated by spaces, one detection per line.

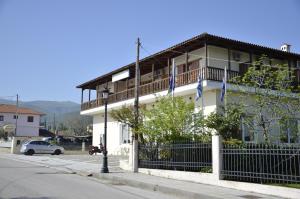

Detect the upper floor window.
xmin=0 ymin=115 xmax=3 ymax=121
xmin=27 ymin=116 xmax=34 ymax=123
xmin=297 ymin=60 xmax=300 ymax=68
xmin=13 ymin=115 xmax=18 ymax=119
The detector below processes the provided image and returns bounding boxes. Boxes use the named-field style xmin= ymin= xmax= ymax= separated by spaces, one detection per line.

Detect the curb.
xmin=78 ymin=172 xmax=220 ymax=199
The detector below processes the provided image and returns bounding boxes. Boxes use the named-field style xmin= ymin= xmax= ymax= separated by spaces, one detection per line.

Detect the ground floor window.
xmin=241 ymin=117 xmax=256 ymax=142
xmin=120 ymin=124 xmax=131 ymax=144
xmin=280 ymin=119 xmax=300 ymax=143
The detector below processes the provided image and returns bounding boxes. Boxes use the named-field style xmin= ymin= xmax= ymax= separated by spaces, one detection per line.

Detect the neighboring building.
xmin=77 ymin=33 xmax=300 ymax=154
xmin=0 ymin=104 xmax=44 ymax=137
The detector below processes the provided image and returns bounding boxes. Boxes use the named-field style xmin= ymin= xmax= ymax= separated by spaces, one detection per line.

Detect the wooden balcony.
xmin=81 ymin=66 xmax=240 ymax=111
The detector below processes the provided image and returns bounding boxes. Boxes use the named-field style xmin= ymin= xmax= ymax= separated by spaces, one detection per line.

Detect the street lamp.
xmin=101 ymin=88 xmax=109 ymax=173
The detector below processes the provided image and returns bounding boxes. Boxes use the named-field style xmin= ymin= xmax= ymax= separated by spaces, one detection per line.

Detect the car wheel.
xmin=54 ymin=149 xmax=61 ymax=155
xmin=26 ymin=149 xmax=35 ymax=156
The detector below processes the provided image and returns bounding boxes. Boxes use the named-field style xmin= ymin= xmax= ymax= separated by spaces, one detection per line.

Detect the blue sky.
xmin=0 ymin=0 xmax=299 ymax=103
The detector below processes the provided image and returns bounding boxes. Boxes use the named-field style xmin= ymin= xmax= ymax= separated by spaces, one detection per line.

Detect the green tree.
xmin=140 ymin=96 xmax=206 ymax=143
xmin=110 ymin=105 xmax=145 ymax=134
xmin=204 ymin=105 xmax=244 ymax=140
xmin=111 ymin=96 xmax=208 ymax=143
xmin=229 ymin=55 xmax=300 ymax=143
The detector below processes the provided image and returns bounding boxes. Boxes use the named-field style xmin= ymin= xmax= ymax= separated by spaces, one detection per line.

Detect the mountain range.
xmin=0 ymin=99 xmax=84 ymax=127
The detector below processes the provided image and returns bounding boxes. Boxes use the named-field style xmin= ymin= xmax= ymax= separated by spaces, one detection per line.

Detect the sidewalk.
xmin=0 ymin=154 xmax=283 ymax=199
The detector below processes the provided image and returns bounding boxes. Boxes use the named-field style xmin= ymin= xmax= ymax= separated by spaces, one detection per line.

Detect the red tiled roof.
xmin=0 ymin=104 xmax=44 ymax=115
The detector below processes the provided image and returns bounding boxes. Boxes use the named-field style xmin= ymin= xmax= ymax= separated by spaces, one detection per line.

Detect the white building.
xmin=77 ymin=33 xmax=300 ymax=154
xmin=0 ymin=104 xmax=44 ymax=137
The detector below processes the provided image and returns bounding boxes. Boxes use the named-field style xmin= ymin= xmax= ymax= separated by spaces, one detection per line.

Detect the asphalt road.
xmin=0 ymin=158 xmax=175 ymax=199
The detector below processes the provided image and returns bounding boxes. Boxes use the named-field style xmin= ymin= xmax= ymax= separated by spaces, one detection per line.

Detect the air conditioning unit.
xmin=232 ymin=51 xmax=241 ymax=61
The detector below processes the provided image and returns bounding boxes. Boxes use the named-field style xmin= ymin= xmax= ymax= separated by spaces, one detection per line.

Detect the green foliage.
xmin=110 ymin=105 xmax=145 ymax=134
xmin=229 ymin=55 xmax=300 ymax=143
xmin=111 ymin=96 xmax=208 ymax=143
xmin=223 ymin=138 xmax=243 ymax=146
xmin=0 ymin=128 xmax=6 ymax=139
xmin=199 ymin=166 xmax=212 ymax=173
xmin=62 ymin=115 xmax=92 ymax=136
xmin=204 ymin=105 xmax=244 ymax=140
xmin=141 ymin=96 xmax=206 ymax=143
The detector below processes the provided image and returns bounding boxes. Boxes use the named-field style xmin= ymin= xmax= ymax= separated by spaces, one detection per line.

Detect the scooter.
xmin=88 ymin=143 xmax=104 ymax=155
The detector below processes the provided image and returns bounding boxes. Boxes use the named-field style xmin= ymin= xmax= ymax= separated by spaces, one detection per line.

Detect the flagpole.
xmin=172 ymin=58 xmax=175 ymax=99
xmin=224 ymin=66 xmax=227 ymax=116
xmin=201 ymin=65 xmax=204 ymax=116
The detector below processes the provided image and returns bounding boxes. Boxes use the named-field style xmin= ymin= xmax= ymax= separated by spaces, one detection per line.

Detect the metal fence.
xmin=139 ymin=141 xmax=212 ymax=172
xmin=222 ymin=143 xmax=300 ymax=184
xmin=57 ymin=143 xmax=88 ymax=151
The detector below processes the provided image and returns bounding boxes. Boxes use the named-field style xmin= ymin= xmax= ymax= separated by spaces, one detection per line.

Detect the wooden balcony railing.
xmin=81 ymin=66 xmax=240 ymax=111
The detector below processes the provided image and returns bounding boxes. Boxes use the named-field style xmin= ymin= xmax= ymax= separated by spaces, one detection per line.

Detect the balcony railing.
xmin=81 ymin=66 xmax=240 ymax=111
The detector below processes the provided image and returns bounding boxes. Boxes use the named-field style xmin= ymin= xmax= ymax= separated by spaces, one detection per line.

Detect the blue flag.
xmin=168 ymin=59 xmax=176 ymax=96
xmin=220 ymin=67 xmax=227 ymax=102
xmin=196 ymin=74 xmax=202 ymax=101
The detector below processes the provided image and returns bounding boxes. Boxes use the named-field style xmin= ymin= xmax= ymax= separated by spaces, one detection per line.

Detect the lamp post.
xmin=101 ymin=88 xmax=109 ymax=173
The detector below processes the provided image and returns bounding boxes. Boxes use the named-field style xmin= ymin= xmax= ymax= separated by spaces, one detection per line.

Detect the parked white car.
xmin=20 ymin=140 xmax=64 ymax=155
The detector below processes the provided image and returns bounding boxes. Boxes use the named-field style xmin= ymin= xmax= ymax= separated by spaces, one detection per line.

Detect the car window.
xmin=30 ymin=141 xmax=39 ymax=145
xmin=39 ymin=141 xmax=50 ymax=146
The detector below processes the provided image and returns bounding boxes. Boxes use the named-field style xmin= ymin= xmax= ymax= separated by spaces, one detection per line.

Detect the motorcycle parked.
xmin=88 ymin=143 xmax=104 ymax=155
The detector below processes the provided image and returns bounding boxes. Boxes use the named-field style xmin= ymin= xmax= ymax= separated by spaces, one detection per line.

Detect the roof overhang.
xmin=77 ymin=33 xmax=300 ymax=90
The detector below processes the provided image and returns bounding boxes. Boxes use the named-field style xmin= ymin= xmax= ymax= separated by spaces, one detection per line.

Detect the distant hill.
xmin=0 ymin=99 xmax=88 ymax=130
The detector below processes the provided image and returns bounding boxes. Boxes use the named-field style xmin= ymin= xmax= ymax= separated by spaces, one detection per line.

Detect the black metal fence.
xmin=57 ymin=143 xmax=87 ymax=151
xmin=139 ymin=141 xmax=212 ymax=172
xmin=222 ymin=143 xmax=300 ymax=184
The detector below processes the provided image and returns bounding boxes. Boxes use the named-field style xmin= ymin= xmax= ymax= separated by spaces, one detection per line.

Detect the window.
xmin=120 ymin=124 xmax=131 ymax=144
xmin=297 ymin=61 xmax=300 ymax=68
xmin=232 ymin=51 xmax=241 ymax=61
xmin=13 ymin=115 xmax=18 ymax=119
xmin=242 ymin=117 xmax=256 ymax=142
xmin=30 ymin=141 xmax=39 ymax=145
xmin=27 ymin=116 xmax=34 ymax=123
xmin=39 ymin=141 xmax=50 ymax=146
xmin=0 ymin=115 xmax=3 ymax=121
xmin=280 ymin=119 xmax=299 ymax=143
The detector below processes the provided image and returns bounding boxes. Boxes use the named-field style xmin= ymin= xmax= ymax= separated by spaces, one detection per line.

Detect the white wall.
xmin=91 ymin=89 xmax=219 ymax=154
xmin=207 ymin=45 xmax=228 ymax=69
xmin=0 ymin=113 xmax=40 ymax=136
xmin=174 ymin=47 xmax=205 ymax=67
xmin=230 ymin=50 xmax=250 ymax=71
xmin=92 ymin=114 xmax=122 ymax=154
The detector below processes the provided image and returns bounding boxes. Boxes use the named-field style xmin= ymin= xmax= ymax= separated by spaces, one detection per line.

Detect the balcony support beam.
xmin=81 ymin=89 xmax=84 ymax=104
xmin=227 ymin=48 xmax=231 ymax=70
xmin=205 ymin=43 xmax=208 ymax=67
xmin=185 ymin=51 xmax=189 ymax=72
xmin=88 ymin=89 xmax=91 ymax=102
xmin=167 ymin=58 xmax=170 ymax=76
xmin=152 ymin=63 xmax=155 ymax=81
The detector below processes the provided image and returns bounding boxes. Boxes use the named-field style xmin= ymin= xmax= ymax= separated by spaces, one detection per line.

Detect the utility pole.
xmin=53 ymin=113 xmax=56 ymax=134
xmin=15 ymin=94 xmax=19 ymax=136
xmin=133 ymin=37 xmax=140 ymax=173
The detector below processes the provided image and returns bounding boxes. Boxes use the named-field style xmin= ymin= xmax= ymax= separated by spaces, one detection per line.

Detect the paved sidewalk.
xmin=0 ymin=154 xmax=283 ymax=199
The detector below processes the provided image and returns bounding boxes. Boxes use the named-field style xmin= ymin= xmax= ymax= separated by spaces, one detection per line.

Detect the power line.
xmin=140 ymin=44 xmax=168 ymax=69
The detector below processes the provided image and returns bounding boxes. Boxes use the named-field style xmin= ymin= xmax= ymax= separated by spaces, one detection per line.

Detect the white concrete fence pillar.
xmin=212 ymin=135 xmax=223 ymax=180
xmin=82 ymin=141 xmax=86 ymax=152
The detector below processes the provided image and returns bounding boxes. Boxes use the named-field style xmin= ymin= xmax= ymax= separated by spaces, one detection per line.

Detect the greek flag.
xmin=220 ymin=66 xmax=227 ymax=102
xmin=168 ymin=59 xmax=176 ymax=96
xmin=196 ymin=74 xmax=202 ymax=101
